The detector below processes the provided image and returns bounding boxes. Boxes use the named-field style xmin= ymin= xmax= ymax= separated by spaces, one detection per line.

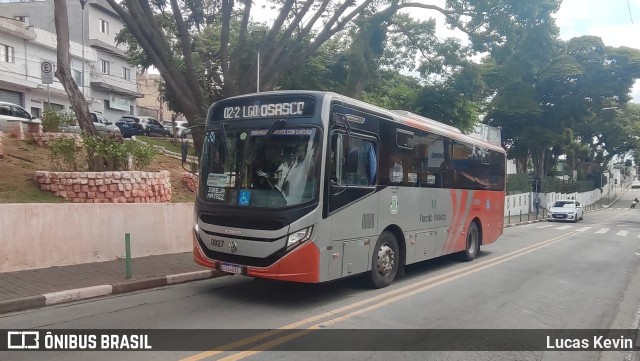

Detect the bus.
xmin=190 ymin=91 xmax=506 ymax=288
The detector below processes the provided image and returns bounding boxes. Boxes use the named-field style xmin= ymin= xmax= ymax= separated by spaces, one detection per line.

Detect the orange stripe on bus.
xmin=193 ymin=231 xmax=216 ymax=268
xmin=245 ymin=241 xmax=320 ymax=283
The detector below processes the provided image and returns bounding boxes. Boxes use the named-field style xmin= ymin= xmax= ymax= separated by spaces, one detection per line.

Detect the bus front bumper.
xmin=193 ymin=230 xmax=320 ymax=283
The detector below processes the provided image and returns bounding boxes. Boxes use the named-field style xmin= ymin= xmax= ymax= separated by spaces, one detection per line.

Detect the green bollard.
xmin=125 ymin=233 xmax=132 ymax=278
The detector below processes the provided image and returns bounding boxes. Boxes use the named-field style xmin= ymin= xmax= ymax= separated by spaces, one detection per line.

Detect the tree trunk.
xmin=531 ymin=146 xmax=545 ymax=179
xmin=53 ymin=0 xmax=95 ymax=135
xmin=105 ymin=0 xmax=205 ymax=154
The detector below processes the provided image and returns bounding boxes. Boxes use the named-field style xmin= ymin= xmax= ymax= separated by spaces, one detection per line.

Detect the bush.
xmin=47 ymin=134 xmax=161 ymax=172
xmin=41 ymin=109 xmax=77 ymax=132
xmin=49 ymin=136 xmax=79 ymax=171
xmin=82 ymin=134 xmax=128 ymax=171
xmin=128 ymin=140 xmax=159 ymax=170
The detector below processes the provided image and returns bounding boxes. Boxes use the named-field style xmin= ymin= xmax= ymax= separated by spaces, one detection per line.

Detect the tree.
xmin=484 ymin=27 xmax=640 ymax=178
xmin=53 ymin=0 xmax=95 ymax=136
xmin=109 ymin=0 xmax=567 ymax=155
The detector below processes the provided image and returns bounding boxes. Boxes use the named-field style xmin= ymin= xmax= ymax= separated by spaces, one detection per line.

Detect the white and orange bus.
xmin=191 ymin=91 xmax=506 ymax=288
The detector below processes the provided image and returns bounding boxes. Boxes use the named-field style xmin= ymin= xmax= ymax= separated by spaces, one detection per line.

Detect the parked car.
xmin=161 ymin=120 xmax=188 ymax=137
xmin=60 ymin=112 xmax=121 ymax=137
xmin=115 ymin=117 xmax=144 ymax=138
xmin=0 ymin=101 xmax=41 ymax=132
xmin=632 ymin=180 xmax=640 ymax=189
xmin=116 ymin=116 xmax=170 ymax=137
xmin=547 ymin=199 xmax=584 ymax=223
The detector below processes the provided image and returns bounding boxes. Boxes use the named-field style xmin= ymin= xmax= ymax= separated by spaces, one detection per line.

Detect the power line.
xmin=627 ymin=0 xmax=634 ymax=24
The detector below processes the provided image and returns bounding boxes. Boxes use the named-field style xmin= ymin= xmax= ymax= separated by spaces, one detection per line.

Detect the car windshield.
xmin=553 ymin=201 xmax=575 ymax=208
xmin=199 ymin=126 xmax=322 ymax=208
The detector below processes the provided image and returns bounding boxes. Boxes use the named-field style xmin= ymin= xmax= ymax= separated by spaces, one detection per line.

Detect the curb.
xmin=0 ymin=270 xmax=225 ymax=314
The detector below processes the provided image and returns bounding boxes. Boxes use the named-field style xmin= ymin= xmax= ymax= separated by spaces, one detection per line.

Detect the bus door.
xmin=326 ymin=129 xmax=379 ymax=280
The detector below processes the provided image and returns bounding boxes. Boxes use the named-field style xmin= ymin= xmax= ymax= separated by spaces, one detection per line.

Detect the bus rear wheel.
xmin=367 ymin=231 xmax=399 ymax=288
xmin=460 ymin=222 xmax=480 ymax=262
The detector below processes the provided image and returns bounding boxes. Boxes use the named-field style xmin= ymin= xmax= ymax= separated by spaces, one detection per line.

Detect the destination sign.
xmin=224 ymin=102 xmax=304 ymax=119
xmin=213 ymin=95 xmax=316 ymax=120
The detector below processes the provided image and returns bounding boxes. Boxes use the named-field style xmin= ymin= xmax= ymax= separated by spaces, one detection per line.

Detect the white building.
xmin=0 ymin=0 xmax=141 ymax=121
xmin=0 ymin=17 xmax=96 ymax=118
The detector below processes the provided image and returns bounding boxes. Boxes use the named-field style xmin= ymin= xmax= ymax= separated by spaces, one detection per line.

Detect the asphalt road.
xmin=2 ymin=190 xmax=640 ymax=361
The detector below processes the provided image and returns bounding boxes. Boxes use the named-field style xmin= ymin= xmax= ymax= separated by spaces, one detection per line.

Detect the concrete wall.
xmin=0 ymin=203 xmax=194 ymax=272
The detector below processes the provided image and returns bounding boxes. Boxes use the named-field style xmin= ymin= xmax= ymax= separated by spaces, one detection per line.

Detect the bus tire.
xmin=367 ymin=231 xmax=399 ymax=288
xmin=460 ymin=222 xmax=480 ymax=262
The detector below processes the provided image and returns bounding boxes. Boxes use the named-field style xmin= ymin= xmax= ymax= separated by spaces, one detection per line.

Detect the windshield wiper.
xmin=220 ymin=120 xmax=230 ymax=156
xmin=250 ymin=119 xmax=287 ymax=162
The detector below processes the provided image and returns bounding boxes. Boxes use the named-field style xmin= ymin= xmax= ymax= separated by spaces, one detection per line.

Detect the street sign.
xmin=41 ymin=61 xmax=53 ymax=84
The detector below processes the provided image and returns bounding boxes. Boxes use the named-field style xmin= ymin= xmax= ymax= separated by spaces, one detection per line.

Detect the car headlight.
xmin=287 ymin=226 xmax=313 ymax=250
xmin=567 ymin=211 xmax=575 ymax=214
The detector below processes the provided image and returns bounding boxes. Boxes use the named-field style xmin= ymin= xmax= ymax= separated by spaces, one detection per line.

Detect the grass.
xmin=0 ymin=140 xmax=64 ymax=203
xmin=0 ymin=137 xmax=197 ymax=203
xmin=136 ymin=136 xmax=197 ymax=156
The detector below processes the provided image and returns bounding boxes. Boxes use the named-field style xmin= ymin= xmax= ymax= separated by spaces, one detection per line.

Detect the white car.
xmin=162 ymin=120 xmax=188 ymax=137
xmin=631 ymin=180 xmax=640 ymax=189
xmin=547 ymin=199 xmax=584 ymax=222
xmin=0 ymin=101 xmax=41 ymax=132
xmin=60 ymin=112 xmax=121 ymax=137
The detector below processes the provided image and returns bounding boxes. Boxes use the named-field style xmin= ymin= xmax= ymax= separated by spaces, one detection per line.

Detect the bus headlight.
xmin=287 ymin=226 xmax=313 ymax=250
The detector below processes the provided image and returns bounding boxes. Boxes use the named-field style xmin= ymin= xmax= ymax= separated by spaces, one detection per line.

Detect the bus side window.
xmin=332 ymin=134 xmax=377 ymax=187
xmin=345 ymin=138 xmax=377 ymax=186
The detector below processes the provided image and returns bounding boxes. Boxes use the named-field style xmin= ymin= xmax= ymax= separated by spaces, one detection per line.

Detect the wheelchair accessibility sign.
xmin=238 ymin=190 xmax=251 ymax=206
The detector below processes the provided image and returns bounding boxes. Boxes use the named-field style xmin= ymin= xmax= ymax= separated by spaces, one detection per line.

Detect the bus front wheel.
xmin=460 ymin=222 xmax=480 ymax=262
xmin=367 ymin=231 xmax=400 ymax=288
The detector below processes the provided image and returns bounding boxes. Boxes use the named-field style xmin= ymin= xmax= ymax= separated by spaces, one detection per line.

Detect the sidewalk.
xmin=0 ymin=198 xmax=619 ymax=315
xmin=0 ymin=253 xmax=225 ymax=314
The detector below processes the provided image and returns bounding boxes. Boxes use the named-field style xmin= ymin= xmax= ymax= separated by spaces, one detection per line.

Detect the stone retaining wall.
xmin=182 ymin=172 xmax=198 ymax=192
xmin=33 ymin=132 xmax=82 ymax=147
xmin=34 ymin=170 xmax=172 ymax=203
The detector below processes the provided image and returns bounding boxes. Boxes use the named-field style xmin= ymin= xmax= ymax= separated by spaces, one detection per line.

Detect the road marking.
xmin=595 ymin=228 xmax=610 ymax=234
xmin=637 ymin=233 xmax=640 ymax=238
xmin=575 ymin=227 xmax=591 ymax=232
xmin=615 ymin=230 xmax=629 ymax=237
xmin=180 ymin=232 xmax=575 ymax=361
xmin=555 ymin=225 xmax=572 ymax=230
xmin=537 ymin=224 xmax=553 ymax=228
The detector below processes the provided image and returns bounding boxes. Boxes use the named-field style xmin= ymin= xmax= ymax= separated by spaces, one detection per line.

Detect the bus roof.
xmin=219 ymin=90 xmax=505 ymax=153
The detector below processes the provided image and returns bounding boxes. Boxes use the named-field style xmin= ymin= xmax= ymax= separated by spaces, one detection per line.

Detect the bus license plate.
xmin=220 ymin=263 xmax=244 ymax=274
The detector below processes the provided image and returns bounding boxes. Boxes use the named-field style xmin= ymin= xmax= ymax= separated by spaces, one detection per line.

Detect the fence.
xmin=506 ymin=174 xmax=593 ymax=195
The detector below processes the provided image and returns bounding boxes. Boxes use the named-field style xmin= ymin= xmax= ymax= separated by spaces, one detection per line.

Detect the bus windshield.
xmin=199 ymin=125 xmax=322 ymax=208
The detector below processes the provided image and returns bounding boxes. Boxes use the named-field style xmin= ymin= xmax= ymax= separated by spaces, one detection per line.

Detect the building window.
xmin=73 ymin=69 xmax=84 ymax=86
xmin=122 ymin=67 xmax=130 ymax=80
xmin=100 ymin=59 xmax=110 ymax=74
xmin=99 ymin=19 xmax=109 ymax=34
xmin=1 ymin=44 xmax=15 ymax=63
